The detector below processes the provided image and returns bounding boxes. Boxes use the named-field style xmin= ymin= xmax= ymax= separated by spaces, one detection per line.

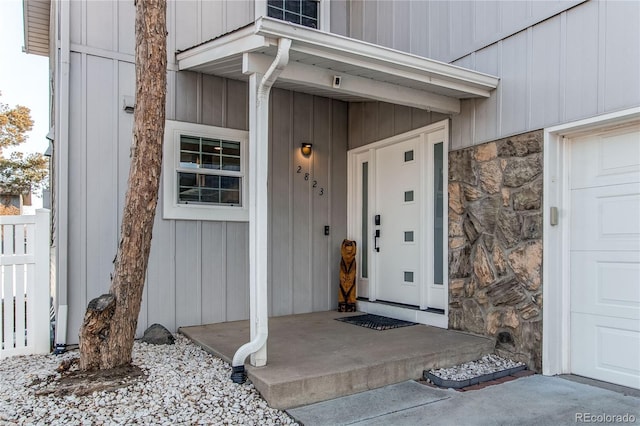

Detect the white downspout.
xmin=231 ymin=37 xmax=292 ymax=384
xmin=54 ymin=0 xmax=70 ymax=354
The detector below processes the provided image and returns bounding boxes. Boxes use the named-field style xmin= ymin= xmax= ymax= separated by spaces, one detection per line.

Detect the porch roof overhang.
xmin=176 ymin=17 xmax=499 ymax=115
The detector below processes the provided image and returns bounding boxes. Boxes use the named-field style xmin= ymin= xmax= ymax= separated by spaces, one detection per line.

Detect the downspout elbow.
xmin=257 ymin=38 xmax=292 ymax=105
xmin=230 ymin=331 xmax=268 ymax=383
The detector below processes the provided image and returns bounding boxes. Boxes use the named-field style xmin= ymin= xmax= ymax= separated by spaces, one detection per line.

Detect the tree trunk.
xmin=78 ymin=0 xmax=167 ymax=370
xmin=78 ymin=294 xmax=115 ymax=370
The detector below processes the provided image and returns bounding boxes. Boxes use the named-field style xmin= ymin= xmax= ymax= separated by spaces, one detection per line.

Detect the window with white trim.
xmin=163 ymin=120 xmax=249 ymax=222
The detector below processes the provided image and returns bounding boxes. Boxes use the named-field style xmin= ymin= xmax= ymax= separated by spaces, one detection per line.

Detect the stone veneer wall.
xmin=448 ymin=130 xmax=543 ymax=371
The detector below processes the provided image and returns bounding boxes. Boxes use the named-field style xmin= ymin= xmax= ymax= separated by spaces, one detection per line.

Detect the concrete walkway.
xmin=287 ymin=376 xmax=640 ymax=426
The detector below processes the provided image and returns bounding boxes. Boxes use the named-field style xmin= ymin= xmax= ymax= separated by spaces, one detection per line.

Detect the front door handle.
xmin=374 ymin=229 xmax=380 ymax=252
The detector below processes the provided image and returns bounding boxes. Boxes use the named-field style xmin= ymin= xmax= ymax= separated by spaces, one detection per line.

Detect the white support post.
xmin=33 ymin=209 xmax=51 ymax=354
xmin=248 ymin=71 xmax=269 ymax=367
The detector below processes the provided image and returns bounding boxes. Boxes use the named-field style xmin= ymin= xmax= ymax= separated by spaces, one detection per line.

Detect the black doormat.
xmin=335 ymin=314 xmax=417 ymax=331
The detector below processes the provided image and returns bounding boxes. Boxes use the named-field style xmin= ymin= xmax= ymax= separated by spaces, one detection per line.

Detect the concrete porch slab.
xmin=180 ymin=311 xmax=494 ymax=409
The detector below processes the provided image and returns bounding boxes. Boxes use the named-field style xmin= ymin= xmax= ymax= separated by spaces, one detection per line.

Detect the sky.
xmin=0 ymin=0 xmax=51 ymax=208
xmin=0 ymin=0 xmax=49 ymax=153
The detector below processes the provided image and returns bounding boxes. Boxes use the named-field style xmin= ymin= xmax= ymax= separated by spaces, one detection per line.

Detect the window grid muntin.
xmin=268 ymin=0 xmax=318 ymax=29
xmin=179 ymin=136 xmax=241 ymax=171
xmin=177 ymin=134 xmax=243 ymax=206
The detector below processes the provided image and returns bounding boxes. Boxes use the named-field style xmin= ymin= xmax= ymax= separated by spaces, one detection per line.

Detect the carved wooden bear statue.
xmin=338 ymin=239 xmax=357 ymax=312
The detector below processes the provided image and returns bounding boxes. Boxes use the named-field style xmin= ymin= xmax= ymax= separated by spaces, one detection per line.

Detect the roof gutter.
xmin=253 ymin=17 xmax=499 ymax=95
xmin=231 ymin=37 xmax=292 ymax=384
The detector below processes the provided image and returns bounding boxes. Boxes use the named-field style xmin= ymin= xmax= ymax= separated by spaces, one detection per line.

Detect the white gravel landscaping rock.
xmin=427 ymin=354 xmax=525 ymax=381
xmin=0 ymin=335 xmax=298 ymax=425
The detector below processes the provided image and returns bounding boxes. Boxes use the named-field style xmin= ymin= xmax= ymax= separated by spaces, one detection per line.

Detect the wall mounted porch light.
xmin=301 ymin=143 xmax=313 ymax=156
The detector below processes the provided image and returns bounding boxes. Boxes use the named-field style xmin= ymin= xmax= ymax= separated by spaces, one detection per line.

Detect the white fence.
xmin=1 ymin=210 xmax=50 ymax=358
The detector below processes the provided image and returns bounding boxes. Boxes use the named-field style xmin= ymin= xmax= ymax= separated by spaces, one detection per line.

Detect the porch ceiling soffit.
xmin=176 ymin=18 xmax=499 ymax=115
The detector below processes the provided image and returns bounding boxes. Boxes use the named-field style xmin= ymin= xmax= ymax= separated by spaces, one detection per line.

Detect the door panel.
xmin=571 ymin=252 xmax=640 ymax=322
xmin=571 ymin=313 xmax=640 ymax=389
xmin=570 ymin=127 xmax=640 ymax=189
xmin=570 ymin=183 xmax=640 ymax=251
xmin=375 ymin=137 xmax=421 ymax=305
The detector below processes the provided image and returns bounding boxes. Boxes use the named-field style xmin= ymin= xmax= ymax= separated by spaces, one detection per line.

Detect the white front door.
xmin=569 ymin=123 xmax=640 ymax=389
xmin=375 ymin=137 xmax=422 ymax=305
xmin=347 ymin=122 xmax=448 ymax=325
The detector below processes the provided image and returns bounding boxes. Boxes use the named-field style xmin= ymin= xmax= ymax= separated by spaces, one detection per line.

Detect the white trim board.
xmin=542 ymin=107 xmax=640 ymax=377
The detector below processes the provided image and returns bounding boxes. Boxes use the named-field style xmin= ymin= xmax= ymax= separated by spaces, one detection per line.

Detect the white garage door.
xmin=570 ymin=123 xmax=640 ymax=389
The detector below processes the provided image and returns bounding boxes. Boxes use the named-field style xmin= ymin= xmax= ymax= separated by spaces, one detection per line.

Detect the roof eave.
xmin=23 ymin=0 xmax=51 ymax=57
xmin=176 ymin=18 xmax=500 ymax=113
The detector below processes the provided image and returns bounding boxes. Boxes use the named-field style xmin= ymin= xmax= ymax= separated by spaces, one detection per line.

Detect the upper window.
xmin=268 ymin=0 xmax=319 ymax=29
xmin=163 ymin=120 xmax=248 ymax=222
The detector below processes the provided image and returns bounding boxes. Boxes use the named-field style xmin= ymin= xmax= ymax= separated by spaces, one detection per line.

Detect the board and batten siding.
xmin=69 ymin=0 xmax=255 ymax=62
xmin=450 ymin=0 xmax=640 ymax=148
xmin=348 ymin=102 xmax=449 ymax=150
xmin=348 ymin=0 xmax=586 ymax=63
xmin=347 ymin=0 xmax=640 ymax=150
xmin=269 ymin=89 xmax=348 ymax=316
xmin=68 ymin=0 xmax=347 ymax=60
xmin=62 ymin=0 xmax=348 ymax=343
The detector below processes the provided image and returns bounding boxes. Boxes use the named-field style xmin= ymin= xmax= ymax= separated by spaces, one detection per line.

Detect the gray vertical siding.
xmin=329 ymin=101 xmax=349 ymax=306
xmin=348 ymin=102 xmax=448 ymax=150
xmin=346 ymin=0 xmax=586 ymax=63
xmin=347 ymin=0 xmax=640 ymax=149
xmin=70 ymin=0 xmax=255 ymax=61
xmin=330 ymin=0 xmax=349 ymax=36
xmin=269 ymin=89 xmax=293 ymax=316
xmin=449 ymin=0 xmax=640 ymax=148
xmin=291 ymin=92 xmax=313 ymax=314
xmin=269 ymin=90 xmax=348 ymax=316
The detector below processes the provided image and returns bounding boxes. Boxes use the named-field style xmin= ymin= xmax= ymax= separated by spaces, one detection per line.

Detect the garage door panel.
xmin=569 ymin=122 xmax=640 ymax=389
xmin=571 ymin=126 xmax=640 ymax=189
xmin=571 ymin=312 xmax=640 ymax=389
xmin=570 ymin=183 xmax=640 ymax=250
xmin=571 ymin=252 xmax=640 ymax=320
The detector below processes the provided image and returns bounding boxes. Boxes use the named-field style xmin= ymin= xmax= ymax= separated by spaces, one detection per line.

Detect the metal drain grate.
xmin=335 ymin=314 xmax=417 ymax=331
